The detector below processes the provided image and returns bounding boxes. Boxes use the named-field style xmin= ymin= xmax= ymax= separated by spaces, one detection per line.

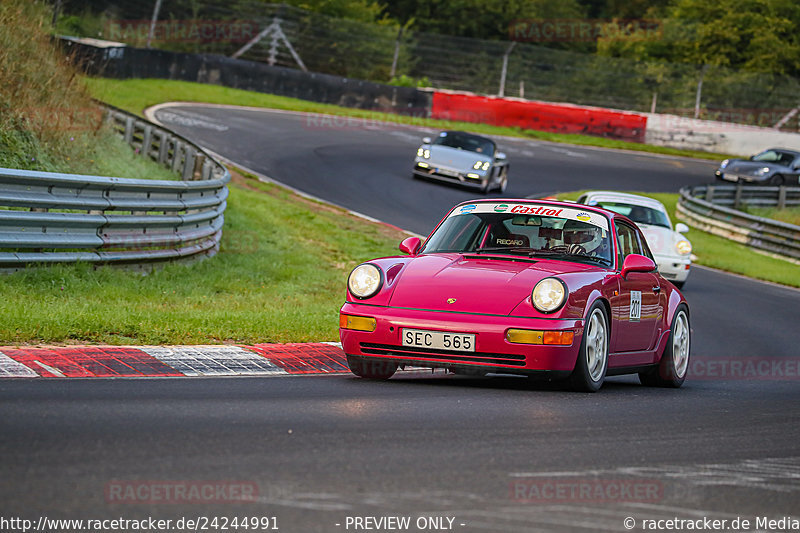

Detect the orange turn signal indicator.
xmin=339 ymin=314 xmax=377 ymax=332
xmin=506 ymin=329 xmax=574 ymax=346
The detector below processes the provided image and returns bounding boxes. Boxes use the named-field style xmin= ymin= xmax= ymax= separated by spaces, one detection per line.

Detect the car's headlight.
xmin=755 ymin=167 xmax=770 ymax=175
xmin=417 ymin=148 xmax=430 ymax=159
xmin=720 ymin=159 xmax=729 ymax=169
xmin=675 ymin=239 xmax=692 ymax=255
xmin=532 ymin=278 xmax=567 ymax=313
xmin=348 ymin=263 xmax=383 ymax=299
xmin=472 ymin=161 xmax=490 ymax=171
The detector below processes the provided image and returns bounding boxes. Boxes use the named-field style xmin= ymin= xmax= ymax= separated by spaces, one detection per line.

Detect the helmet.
xmin=562 ymin=220 xmax=605 ymax=255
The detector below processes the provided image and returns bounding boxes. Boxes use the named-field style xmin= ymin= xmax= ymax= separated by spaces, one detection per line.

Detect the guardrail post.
xmin=158 ymin=132 xmax=169 ymax=165
xmin=778 ymin=186 xmax=787 ymax=209
xmin=734 ymin=184 xmax=742 ymax=210
xmin=141 ymin=126 xmax=153 ymax=158
xmin=124 ymin=117 xmax=134 ymax=145
xmin=172 ymin=142 xmax=184 ymax=173
xmin=182 ymin=148 xmax=196 ymax=181
xmin=705 ymin=185 xmax=714 ymax=203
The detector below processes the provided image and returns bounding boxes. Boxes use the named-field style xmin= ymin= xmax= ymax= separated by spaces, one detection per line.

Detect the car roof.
xmin=760 ymin=148 xmax=800 ymax=157
xmin=580 ymin=191 xmax=667 ymax=212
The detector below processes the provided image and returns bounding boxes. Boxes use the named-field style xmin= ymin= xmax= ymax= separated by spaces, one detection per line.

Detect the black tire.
xmin=569 ymin=302 xmax=609 ymax=392
xmin=496 ymin=170 xmax=508 ymax=193
xmin=346 ymin=355 xmax=397 ymax=379
xmin=771 ymin=174 xmax=786 ymax=186
xmin=638 ymin=304 xmax=690 ymax=388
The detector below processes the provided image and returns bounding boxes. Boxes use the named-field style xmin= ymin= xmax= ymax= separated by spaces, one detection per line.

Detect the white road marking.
xmin=0 ymin=352 xmax=38 ymax=377
xmin=140 ymin=346 xmax=289 ymax=376
xmin=510 ymin=457 xmax=800 ymax=493
xmin=33 ymin=360 xmax=65 ymax=377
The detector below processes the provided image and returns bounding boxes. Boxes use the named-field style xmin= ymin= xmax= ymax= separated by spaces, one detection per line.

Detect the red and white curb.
xmin=0 ymin=343 xmax=349 ymax=378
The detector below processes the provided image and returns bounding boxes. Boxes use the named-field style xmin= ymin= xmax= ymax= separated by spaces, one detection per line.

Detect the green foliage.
xmin=598 ymin=0 xmax=800 ymax=78
xmin=389 ymin=74 xmax=431 ymax=88
xmin=0 ymin=0 xmax=175 ymax=178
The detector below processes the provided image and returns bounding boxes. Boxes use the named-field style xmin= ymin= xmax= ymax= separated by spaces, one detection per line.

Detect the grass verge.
xmin=557 ymin=190 xmax=800 ymax=288
xmin=85 ymin=78 xmax=734 ymax=161
xmin=0 ymin=169 xmax=406 ymax=345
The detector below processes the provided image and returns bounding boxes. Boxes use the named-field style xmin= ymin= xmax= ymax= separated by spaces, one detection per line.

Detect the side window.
xmin=616 ymin=222 xmax=642 ymax=268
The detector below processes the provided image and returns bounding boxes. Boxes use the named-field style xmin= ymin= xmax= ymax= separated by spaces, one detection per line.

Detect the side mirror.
xmin=422 ymin=137 xmax=431 ymax=145
xmin=495 ymin=152 xmax=507 ymax=161
xmin=621 ymin=254 xmax=656 ymax=278
xmin=399 ymin=236 xmax=422 ymax=256
xmin=675 ymin=223 xmax=689 ymax=234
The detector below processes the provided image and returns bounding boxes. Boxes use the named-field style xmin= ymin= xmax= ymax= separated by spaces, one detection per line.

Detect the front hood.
xmin=389 ymin=254 xmax=585 ymax=315
xmin=726 ymin=160 xmax=784 ymax=175
xmin=427 ymin=145 xmax=487 ymax=171
xmin=639 ymin=225 xmax=679 ymax=256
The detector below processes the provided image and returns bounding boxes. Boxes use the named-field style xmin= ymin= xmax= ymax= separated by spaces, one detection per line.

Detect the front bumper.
xmin=655 ymin=254 xmax=691 ymax=283
xmin=339 ymin=302 xmax=583 ymax=376
xmin=413 ymin=162 xmax=488 ymax=189
xmin=715 ymin=170 xmax=766 ymax=183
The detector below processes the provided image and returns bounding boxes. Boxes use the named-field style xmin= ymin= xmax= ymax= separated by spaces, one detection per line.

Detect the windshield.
xmin=752 ymin=150 xmax=797 ymax=166
xmin=422 ymin=204 xmax=613 ymax=266
xmin=433 ymin=131 xmax=495 ymax=155
xmin=592 ymin=201 xmax=671 ymax=229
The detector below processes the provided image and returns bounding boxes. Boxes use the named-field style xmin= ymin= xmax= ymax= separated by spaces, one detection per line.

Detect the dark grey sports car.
xmin=715 ymin=148 xmax=800 ymax=185
xmin=413 ymin=130 xmax=508 ymax=193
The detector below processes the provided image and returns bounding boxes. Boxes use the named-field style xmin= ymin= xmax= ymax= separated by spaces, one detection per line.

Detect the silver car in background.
xmin=715 ymin=148 xmax=800 ymax=185
xmin=413 ymin=130 xmax=508 ymax=193
xmin=577 ymin=191 xmax=693 ymax=289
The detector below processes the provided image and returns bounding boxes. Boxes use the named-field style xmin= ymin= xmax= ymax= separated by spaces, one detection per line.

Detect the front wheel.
xmin=569 ymin=302 xmax=609 ymax=392
xmin=771 ymin=174 xmax=786 ymax=186
xmin=496 ymin=171 xmax=508 ymax=193
xmin=639 ymin=305 xmax=690 ymax=387
xmin=347 ymin=355 xmax=397 ymax=379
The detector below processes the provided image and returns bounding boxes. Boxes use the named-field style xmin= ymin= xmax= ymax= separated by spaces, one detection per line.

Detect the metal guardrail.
xmin=701 ymin=183 xmax=800 ymax=209
xmin=677 ymin=185 xmax=800 ymax=260
xmin=0 ymin=104 xmax=230 ymax=270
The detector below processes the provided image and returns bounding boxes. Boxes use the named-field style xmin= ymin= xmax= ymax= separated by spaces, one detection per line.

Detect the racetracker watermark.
xmin=510 ymin=478 xmax=663 ymax=504
xmin=647 ymin=108 xmax=796 ymax=131
xmin=509 ymin=19 xmax=663 ymax=43
xmin=105 ymin=20 xmax=259 ymax=44
xmin=303 ymin=110 xmax=431 ymax=132
xmin=689 ymin=355 xmax=800 ymax=381
xmin=105 ymin=480 xmax=259 ymax=504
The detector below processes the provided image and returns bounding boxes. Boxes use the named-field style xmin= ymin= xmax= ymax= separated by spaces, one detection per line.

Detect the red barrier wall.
xmin=431 ymin=92 xmax=647 ymax=143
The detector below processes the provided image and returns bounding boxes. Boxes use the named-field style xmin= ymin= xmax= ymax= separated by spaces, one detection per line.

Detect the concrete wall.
xmin=645 ymin=113 xmax=800 ymax=156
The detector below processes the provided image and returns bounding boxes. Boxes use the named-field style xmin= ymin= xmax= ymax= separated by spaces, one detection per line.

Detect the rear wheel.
xmin=639 ymin=305 xmax=690 ymax=387
xmin=346 ymin=355 xmax=397 ymax=380
xmin=569 ymin=302 xmax=609 ymax=392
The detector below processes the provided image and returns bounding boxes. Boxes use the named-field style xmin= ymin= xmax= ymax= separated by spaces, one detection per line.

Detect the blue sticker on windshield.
xmin=459 ymin=204 xmax=477 ymax=214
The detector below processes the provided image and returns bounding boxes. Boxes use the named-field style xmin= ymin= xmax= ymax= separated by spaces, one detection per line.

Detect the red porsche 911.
xmin=339 ymin=199 xmax=691 ymax=392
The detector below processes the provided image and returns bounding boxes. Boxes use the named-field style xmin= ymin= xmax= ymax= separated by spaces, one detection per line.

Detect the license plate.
xmin=437 ymin=168 xmax=459 ymax=177
xmin=722 ymin=173 xmax=738 ymax=182
xmin=402 ymin=328 xmax=475 ymax=352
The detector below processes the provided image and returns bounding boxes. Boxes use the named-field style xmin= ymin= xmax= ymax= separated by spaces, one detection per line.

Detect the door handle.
xmin=652 ymin=286 xmax=661 ymax=293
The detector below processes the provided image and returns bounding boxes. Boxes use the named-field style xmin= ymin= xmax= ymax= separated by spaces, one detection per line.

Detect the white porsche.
xmin=577 ymin=191 xmax=692 ymax=289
